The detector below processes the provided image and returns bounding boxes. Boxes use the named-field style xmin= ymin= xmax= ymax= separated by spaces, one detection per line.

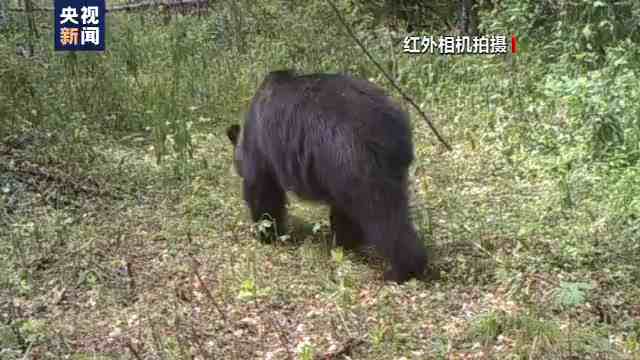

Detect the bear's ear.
xmin=226 ymin=124 xmax=241 ymax=146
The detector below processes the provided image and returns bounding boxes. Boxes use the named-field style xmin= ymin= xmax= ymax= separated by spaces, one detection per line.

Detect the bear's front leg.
xmin=244 ymin=173 xmax=287 ymax=243
xmin=330 ymin=206 xmax=364 ymax=251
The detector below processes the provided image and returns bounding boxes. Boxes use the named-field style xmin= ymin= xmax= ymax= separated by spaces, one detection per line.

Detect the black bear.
xmin=226 ymin=70 xmax=426 ymax=283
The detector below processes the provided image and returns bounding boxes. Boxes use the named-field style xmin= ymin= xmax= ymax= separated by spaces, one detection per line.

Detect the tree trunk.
xmin=0 ymin=0 xmax=7 ymax=30
xmin=457 ymin=0 xmax=477 ymax=35
xmin=24 ymin=0 xmax=38 ymax=56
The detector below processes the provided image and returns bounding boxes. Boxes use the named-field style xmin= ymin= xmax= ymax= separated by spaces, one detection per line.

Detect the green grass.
xmin=1 ymin=2 xmax=639 ymax=359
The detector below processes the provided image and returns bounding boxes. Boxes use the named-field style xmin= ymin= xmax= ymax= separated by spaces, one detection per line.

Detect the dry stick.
xmin=172 ymin=290 xmax=191 ymax=360
xmin=325 ymin=0 xmax=452 ymax=152
xmin=266 ymin=315 xmax=295 ymax=360
xmin=190 ymin=256 xmax=241 ymax=360
xmin=126 ymin=341 xmax=143 ymax=360
xmin=0 ymin=159 xmax=123 ymax=200
xmin=190 ymin=257 xmax=228 ymax=324
xmin=315 ymin=338 xmax=366 ymax=360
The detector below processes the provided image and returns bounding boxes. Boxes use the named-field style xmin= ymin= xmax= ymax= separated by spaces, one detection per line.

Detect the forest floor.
xmin=2 ymin=119 xmax=639 ymax=359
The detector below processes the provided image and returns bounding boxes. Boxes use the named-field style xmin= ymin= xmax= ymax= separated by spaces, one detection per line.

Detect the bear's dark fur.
xmin=226 ymin=70 xmax=426 ymax=283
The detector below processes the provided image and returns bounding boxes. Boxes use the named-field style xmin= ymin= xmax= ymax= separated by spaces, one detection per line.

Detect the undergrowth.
xmin=1 ymin=0 xmax=639 ymax=358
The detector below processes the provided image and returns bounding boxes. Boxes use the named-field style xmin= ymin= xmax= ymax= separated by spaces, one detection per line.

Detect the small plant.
xmin=554 ymin=281 xmax=594 ymax=309
xmin=370 ymin=323 xmax=389 ymax=349
xmin=298 ymin=341 xmax=317 ymax=360
xmin=237 ymin=278 xmax=257 ymax=300
xmin=472 ymin=312 xmax=503 ymax=344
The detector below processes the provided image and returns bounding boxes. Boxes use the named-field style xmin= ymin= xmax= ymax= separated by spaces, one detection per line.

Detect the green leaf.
xmin=554 ymin=281 xmax=594 ymax=308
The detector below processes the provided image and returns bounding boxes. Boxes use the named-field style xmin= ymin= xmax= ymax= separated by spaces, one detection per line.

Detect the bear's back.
xmin=247 ymin=71 xmax=414 ymax=202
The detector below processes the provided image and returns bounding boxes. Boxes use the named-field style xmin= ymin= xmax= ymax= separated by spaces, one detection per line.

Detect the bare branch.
xmin=326 ymin=0 xmax=452 ymax=151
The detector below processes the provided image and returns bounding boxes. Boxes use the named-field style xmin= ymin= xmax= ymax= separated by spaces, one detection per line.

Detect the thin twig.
xmin=126 ymin=341 xmax=143 ymax=360
xmin=326 ymin=0 xmax=452 ymax=151
xmin=266 ymin=315 xmax=295 ymax=360
xmin=189 ymin=256 xmax=228 ymax=324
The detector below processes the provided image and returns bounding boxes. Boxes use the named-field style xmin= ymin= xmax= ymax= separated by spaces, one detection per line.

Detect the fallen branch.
xmin=189 ymin=256 xmax=228 ymax=324
xmin=315 ymin=338 xmax=366 ymax=360
xmin=0 ymin=156 xmax=122 ymax=200
xmin=0 ymin=141 xmax=123 ymax=201
xmin=126 ymin=341 xmax=143 ymax=360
